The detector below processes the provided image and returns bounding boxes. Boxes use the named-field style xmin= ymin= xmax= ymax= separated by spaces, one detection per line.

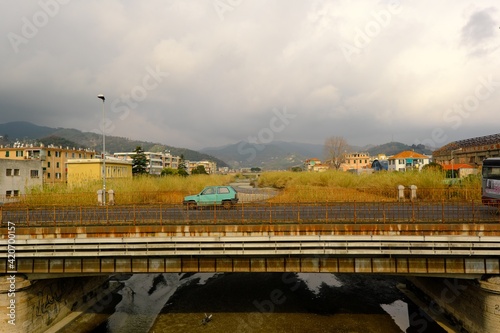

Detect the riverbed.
xmin=80 ymin=273 xmax=447 ymax=333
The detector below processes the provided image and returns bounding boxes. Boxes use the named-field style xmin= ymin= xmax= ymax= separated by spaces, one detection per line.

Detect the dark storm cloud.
xmin=0 ymin=1 xmax=499 ymax=150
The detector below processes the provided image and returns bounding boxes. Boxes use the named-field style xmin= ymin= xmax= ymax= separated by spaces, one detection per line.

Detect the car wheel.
xmin=222 ymin=201 xmax=232 ymax=210
xmin=187 ymin=202 xmax=197 ymax=210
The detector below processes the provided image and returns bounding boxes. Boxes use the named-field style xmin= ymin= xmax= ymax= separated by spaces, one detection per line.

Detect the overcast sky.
xmin=1 ymin=1 xmax=499 ymax=150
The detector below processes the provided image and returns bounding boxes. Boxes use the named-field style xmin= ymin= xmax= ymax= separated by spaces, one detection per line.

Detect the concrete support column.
xmin=407 ymin=276 xmax=500 ymax=333
xmin=0 ymin=275 xmax=111 ymax=333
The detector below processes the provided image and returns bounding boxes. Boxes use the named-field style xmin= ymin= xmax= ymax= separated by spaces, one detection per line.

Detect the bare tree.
xmin=323 ymin=136 xmax=349 ymax=170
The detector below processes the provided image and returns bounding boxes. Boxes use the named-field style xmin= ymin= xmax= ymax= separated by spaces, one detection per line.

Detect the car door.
xmin=198 ymin=186 xmax=217 ymax=206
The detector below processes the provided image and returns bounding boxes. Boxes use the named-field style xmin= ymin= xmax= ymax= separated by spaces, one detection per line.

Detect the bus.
xmin=481 ymin=158 xmax=500 ymax=206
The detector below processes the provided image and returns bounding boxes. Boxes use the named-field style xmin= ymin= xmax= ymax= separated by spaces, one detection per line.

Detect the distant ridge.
xmin=0 ymin=121 xmax=229 ymax=168
xmin=0 ymin=122 xmax=434 ymax=170
xmin=201 ymin=141 xmax=433 ymax=169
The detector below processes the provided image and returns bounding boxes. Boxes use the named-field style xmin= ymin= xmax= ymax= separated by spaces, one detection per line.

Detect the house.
xmin=388 ymin=151 xmax=430 ymax=171
xmin=441 ymin=163 xmax=477 ymax=178
xmin=0 ymin=159 xmax=43 ymax=203
xmin=304 ymin=158 xmax=329 ymax=172
xmin=66 ymin=158 xmax=132 ymax=185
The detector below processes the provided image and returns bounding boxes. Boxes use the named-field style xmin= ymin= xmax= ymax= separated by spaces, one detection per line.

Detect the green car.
xmin=183 ymin=185 xmax=239 ymax=209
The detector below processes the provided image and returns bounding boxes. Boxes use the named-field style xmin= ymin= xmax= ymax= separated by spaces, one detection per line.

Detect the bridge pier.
xmin=0 ymin=274 xmax=114 ymax=333
xmin=406 ymin=275 xmax=500 ymax=333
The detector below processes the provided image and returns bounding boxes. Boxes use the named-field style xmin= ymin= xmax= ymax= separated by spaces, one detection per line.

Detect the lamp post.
xmin=451 ymin=148 xmax=462 ymax=180
xmin=97 ymin=94 xmax=106 ymax=205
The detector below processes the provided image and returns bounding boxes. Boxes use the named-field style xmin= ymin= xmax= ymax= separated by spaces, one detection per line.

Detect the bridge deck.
xmin=2 ymin=203 xmax=500 ymax=276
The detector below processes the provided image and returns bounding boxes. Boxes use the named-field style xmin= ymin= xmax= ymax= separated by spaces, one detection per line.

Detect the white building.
xmin=113 ymin=151 xmax=182 ymax=175
xmin=0 ymin=159 xmax=43 ymax=203
xmin=388 ymin=151 xmax=430 ymax=172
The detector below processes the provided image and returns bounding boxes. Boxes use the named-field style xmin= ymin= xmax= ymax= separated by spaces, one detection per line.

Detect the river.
xmin=64 ymin=273 xmax=448 ymax=333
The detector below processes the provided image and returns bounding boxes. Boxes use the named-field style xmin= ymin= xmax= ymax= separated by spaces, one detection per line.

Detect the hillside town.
xmin=1 ymin=131 xmax=498 ymax=202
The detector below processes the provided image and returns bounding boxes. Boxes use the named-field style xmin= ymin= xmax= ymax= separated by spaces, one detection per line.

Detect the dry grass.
xmin=21 ymin=174 xmax=235 ymax=206
xmin=258 ymin=170 xmax=482 ymax=202
xmin=13 ymin=170 xmax=483 ymax=206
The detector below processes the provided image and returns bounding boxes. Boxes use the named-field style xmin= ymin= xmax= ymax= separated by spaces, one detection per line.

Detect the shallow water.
xmin=89 ymin=273 xmax=446 ymax=333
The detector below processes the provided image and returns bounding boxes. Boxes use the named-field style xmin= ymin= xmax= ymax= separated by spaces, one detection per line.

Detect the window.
xmin=218 ymin=187 xmax=230 ymax=194
xmin=16 ymin=150 xmax=23 ymax=157
xmin=30 ymin=170 xmax=39 ymax=178
xmin=202 ymin=188 xmax=215 ymax=195
xmin=14 ymin=169 xmax=19 ymax=176
xmin=13 ymin=190 xmax=19 ymax=197
xmin=47 ymin=162 xmax=51 ymax=168
xmin=55 ymin=151 xmax=60 ymax=157
xmin=47 ymin=173 xmax=51 ymax=179
xmin=56 ymin=162 xmax=60 ymax=168
xmin=55 ymin=173 xmax=61 ymax=179
xmin=5 ymin=151 xmax=9 ymax=157
xmin=48 ymin=151 xmax=51 ymax=156
xmin=6 ymin=169 xmax=12 ymax=176
xmin=6 ymin=190 xmax=12 ymax=197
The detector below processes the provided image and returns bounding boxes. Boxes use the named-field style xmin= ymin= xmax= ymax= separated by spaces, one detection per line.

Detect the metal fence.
xmin=1 ymin=200 xmax=499 ymax=228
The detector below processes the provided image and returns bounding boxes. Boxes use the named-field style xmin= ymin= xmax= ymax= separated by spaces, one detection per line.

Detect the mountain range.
xmin=0 ymin=122 xmax=434 ymax=170
xmin=200 ymin=141 xmax=433 ymax=169
xmin=0 ymin=121 xmax=230 ymax=168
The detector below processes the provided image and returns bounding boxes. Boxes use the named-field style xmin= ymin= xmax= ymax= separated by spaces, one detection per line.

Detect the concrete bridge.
xmin=2 ymin=202 xmax=500 ymax=333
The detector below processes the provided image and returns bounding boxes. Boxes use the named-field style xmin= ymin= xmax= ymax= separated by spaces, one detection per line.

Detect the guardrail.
xmin=8 ymin=235 xmax=500 ymax=257
xmin=1 ymin=200 xmax=499 ymax=227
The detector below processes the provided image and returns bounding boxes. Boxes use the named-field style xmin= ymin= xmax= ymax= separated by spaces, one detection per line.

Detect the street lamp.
xmin=451 ymin=148 xmax=462 ymax=180
xmin=97 ymin=94 xmax=106 ymax=205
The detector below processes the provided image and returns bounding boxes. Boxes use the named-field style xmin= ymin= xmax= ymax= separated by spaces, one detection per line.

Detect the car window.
xmin=202 ymin=188 xmax=215 ymax=195
xmin=218 ymin=187 xmax=230 ymax=194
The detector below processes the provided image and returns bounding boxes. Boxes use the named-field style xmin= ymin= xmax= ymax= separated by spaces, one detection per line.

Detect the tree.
xmin=191 ymin=165 xmax=208 ymax=175
xmin=422 ymin=162 xmax=443 ymax=172
xmin=323 ymin=136 xmax=349 ymax=170
xmin=250 ymin=167 xmax=262 ymax=172
xmin=161 ymin=167 xmax=179 ymax=176
xmin=132 ymin=146 xmax=148 ymax=176
xmin=177 ymin=154 xmax=189 ymax=176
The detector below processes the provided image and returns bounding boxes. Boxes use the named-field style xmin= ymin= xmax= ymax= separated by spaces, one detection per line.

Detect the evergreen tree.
xmin=132 ymin=146 xmax=148 ymax=176
xmin=177 ymin=154 xmax=189 ymax=176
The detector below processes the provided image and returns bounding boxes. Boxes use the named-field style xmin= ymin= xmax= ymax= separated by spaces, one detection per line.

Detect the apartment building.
xmin=187 ymin=160 xmax=217 ymax=174
xmin=0 ymin=143 xmax=96 ymax=184
xmin=113 ymin=151 xmax=182 ymax=175
xmin=342 ymin=152 xmax=371 ymax=171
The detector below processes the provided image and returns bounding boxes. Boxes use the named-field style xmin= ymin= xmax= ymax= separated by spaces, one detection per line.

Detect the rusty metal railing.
xmin=1 ymin=200 xmax=499 ymax=228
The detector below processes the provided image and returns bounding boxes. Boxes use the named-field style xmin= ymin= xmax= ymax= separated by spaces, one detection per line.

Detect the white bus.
xmin=481 ymin=158 xmax=500 ymax=206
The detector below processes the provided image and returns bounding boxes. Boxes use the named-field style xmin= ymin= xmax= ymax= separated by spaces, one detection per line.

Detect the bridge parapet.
xmin=2 ymin=201 xmax=500 ymax=227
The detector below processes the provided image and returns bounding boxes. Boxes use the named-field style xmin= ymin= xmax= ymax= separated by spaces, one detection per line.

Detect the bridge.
xmin=2 ymin=201 xmax=500 ymax=277
xmin=2 ymin=201 xmax=500 ymax=333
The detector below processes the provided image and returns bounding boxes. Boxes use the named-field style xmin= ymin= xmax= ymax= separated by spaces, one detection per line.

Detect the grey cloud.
xmin=1 ymin=1 xmax=500 ymax=152
xmin=461 ymin=7 xmax=499 ymax=56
